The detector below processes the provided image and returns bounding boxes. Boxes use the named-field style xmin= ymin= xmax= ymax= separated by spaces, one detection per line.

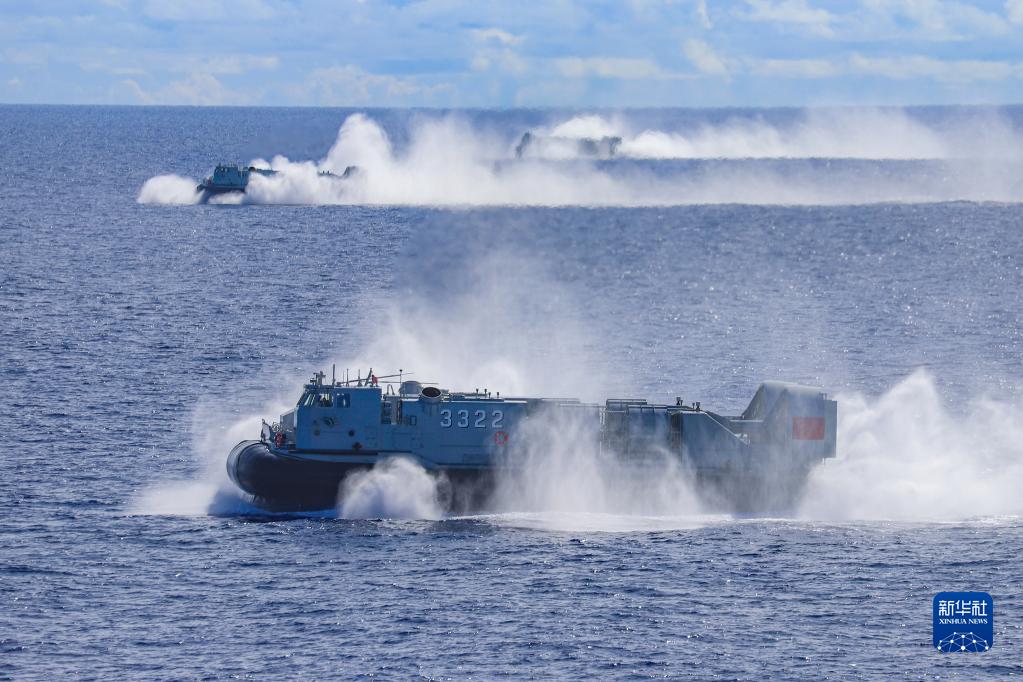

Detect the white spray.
xmin=130 ymin=386 xmax=295 ymax=516
xmin=137 ymin=109 xmax=1023 ymax=207
xmin=488 ymin=407 xmax=705 ymax=530
xmin=800 ymin=370 xmax=1023 ymax=521
xmin=337 ymin=457 xmax=445 ymax=520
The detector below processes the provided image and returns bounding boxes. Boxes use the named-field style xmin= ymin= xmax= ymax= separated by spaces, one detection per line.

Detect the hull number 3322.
xmin=439 ymin=409 xmax=504 ymax=429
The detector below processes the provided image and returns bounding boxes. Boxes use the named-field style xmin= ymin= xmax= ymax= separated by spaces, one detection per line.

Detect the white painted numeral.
xmin=440 ymin=408 xmax=505 ymax=428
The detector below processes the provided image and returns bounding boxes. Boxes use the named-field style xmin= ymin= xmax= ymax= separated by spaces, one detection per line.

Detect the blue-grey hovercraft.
xmin=197 ymin=163 xmax=359 ymax=202
xmin=197 ymin=164 xmax=277 ymax=199
xmin=514 ymin=131 xmax=622 ymax=160
xmin=227 ymin=369 xmax=837 ymax=513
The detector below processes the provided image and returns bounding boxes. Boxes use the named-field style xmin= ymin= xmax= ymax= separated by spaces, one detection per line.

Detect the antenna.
xmin=366 ymin=372 xmax=412 ymax=381
xmin=332 ymin=364 xmax=336 ymax=385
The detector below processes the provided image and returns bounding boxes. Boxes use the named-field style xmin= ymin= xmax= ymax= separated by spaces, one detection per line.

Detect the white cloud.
xmin=469 ymin=28 xmax=524 ymax=46
xmin=748 ymin=57 xmax=838 ymax=77
xmin=858 ymin=0 xmax=1010 ymax=40
xmin=181 ymin=54 xmax=280 ymax=75
xmin=121 ymin=78 xmax=151 ymax=103
xmin=695 ymin=0 xmax=713 ymax=28
xmin=1007 ymin=0 xmax=1023 ymax=24
xmin=142 ymin=0 xmax=275 ymax=21
xmin=7 ymin=77 xmax=22 ymax=88
xmin=683 ymin=39 xmax=729 ymax=76
xmin=471 ymin=48 xmax=528 ymax=75
xmin=96 ymin=64 xmax=148 ymax=76
xmin=554 ymin=57 xmax=665 ymax=79
xmin=470 ymin=27 xmax=527 ymax=75
xmin=849 ymin=53 xmax=1021 ymax=81
xmin=1 ymin=47 xmax=48 ymax=66
xmin=164 ymin=73 xmax=248 ymax=103
xmin=627 ymin=0 xmax=713 ymax=27
xmin=736 ymin=0 xmax=835 ymax=36
xmin=304 ymin=65 xmax=452 ymax=105
xmin=80 ymin=51 xmax=278 ymax=77
xmin=122 ymin=72 xmax=253 ymax=105
xmin=719 ymin=50 xmax=1023 ymax=83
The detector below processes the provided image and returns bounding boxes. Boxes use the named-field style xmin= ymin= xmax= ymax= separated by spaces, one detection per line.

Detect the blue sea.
xmin=2 ymin=105 xmax=1022 ymax=679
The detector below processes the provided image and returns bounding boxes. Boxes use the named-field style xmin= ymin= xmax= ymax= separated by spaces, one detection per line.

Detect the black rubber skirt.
xmin=226 ymin=440 xmax=495 ymax=512
xmin=227 ymin=440 xmax=367 ymax=511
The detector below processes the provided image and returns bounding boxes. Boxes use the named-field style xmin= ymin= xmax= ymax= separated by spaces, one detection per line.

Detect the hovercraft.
xmin=197 ymin=164 xmax=277 ymax=199
xmin=197 ymin=163 xmax=359 ymax=202
xmin=514 ymin=131 xmax=622 ymax=160
xmin=227 ymin=369 xmax=837 ymax=513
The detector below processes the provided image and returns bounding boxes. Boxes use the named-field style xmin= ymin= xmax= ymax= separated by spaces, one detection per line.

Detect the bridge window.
xmin=299 ymin=390 xmax=337 ymax=407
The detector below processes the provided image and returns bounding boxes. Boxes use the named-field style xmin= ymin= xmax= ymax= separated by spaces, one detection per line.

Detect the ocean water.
xmin=2 ymin=105 xmax=1023 ymax=678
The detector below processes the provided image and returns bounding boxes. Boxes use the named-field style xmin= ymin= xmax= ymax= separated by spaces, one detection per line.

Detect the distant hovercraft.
xmin=514 ymin=131 xmax=623 ymax=160
xmin=197 ymin=163 xmax=359 ymax=201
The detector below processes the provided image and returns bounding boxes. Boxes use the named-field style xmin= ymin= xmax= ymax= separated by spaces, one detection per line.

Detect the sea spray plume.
xmin=322 ymin=111 xmax=395 ymax=172
xmin=548 ymin=114 xmax=624 ymax=140
xmin=336 ymin=221 xmax=610 ymax=400
xmin=491 ymin=109 xmax=1023 ymax=161
xmin=337 ymin=457 xmax=445 ymax=519
xmin=518 ymin=109 xmax=957 ymax=160
xmin=245 ymin=158 xmax=348 ymax=204
xmin=319 ymin=113 xmax=635 ymax=205
xmin=490 ymin=405 xmax=704 ymax=518
xmin=137 ymin=174 xmax=202 ymax=205
xmin=131 ymin=388 xmax=296 ymax=515
xmin=799 ymin=370 xmax=1023 ymax=521
xmin=619 ymin=108 xmax=1022 ymax=160
xmin=137 ymin=109 xmax=1023 ymax=205
xmin=619 ymin=109 xmax=945 ymax=160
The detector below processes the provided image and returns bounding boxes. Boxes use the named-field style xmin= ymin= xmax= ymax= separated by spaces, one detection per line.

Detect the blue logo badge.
xmin=933 ymin=592 xmax=993 ymax=653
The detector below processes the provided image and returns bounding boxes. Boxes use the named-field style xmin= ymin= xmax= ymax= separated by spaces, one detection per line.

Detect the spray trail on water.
xmin=138 ymin=109 xmax=1023 ymax=206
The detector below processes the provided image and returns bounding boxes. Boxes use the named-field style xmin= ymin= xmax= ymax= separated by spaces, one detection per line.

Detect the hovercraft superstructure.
xmin=197 ymin=163 xmax=359 ymax=201
xmin=515 ymin=131 xmax=622 ymax=160
xmin=197 ymin=164 xmax=277 ymax=197
xmin=227 ymin=369 xmax=837 ymax=513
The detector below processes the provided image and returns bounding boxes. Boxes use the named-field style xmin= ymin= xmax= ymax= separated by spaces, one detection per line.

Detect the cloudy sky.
xmin=3 ymin=0 xmax=1023 ymax=107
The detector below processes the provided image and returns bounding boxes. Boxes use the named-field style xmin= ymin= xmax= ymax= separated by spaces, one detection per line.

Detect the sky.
xmin=3 ymin=0 xmax=1023 ymax=107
